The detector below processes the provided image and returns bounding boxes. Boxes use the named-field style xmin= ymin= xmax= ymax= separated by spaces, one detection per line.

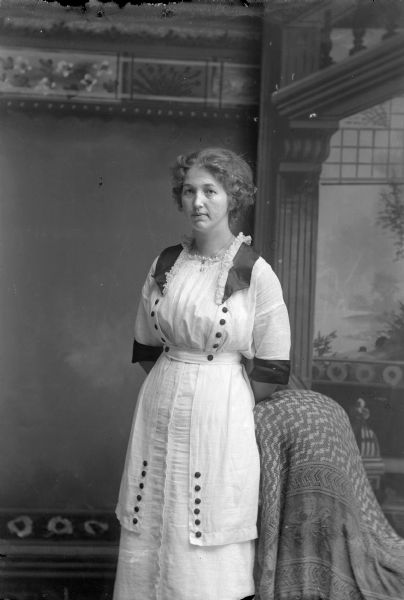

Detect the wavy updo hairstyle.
xmin=171 ymin=148 xmax=256 ymax=223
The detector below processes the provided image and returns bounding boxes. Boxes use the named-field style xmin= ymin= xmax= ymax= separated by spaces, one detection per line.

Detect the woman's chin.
xmin=190 ymin=220 xmax=210 ymax=232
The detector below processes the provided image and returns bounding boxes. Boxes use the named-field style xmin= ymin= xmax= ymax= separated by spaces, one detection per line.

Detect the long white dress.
xmin=113 ymin=234 xmax=290 ymax=600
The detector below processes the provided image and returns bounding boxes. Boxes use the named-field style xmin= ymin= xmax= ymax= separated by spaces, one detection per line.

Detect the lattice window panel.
xmin=321 ymin=96 xmax=404 ymax=183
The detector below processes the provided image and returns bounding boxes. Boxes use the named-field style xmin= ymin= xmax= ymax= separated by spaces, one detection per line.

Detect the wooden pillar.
xmin=254 ymin=18 xmax=282 ymax=263
xmin=273 ymin=124 xmax=335 ymax=387
xmin=258 ymin=121 xmax=338 ymax=386
xmin=255 ymin=12 xmax=338 ymax=387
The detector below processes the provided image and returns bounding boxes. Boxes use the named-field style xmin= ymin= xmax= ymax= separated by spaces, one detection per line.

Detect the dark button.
xmin=194 ymin=472 xmax=201 ymax=478
xmin=137 ymin=495 xmax=142 ymax=501
xmin=165 ymin=347 xmax=169 ymax=352
xmin=195 ymin=531 xmax=202 ymax=538
xmin=195 ymin=498 xmax=201 ymax=505
xmin=154 ymin=324 xmax=158 ymax=330
xmin=139 ymin=483 xmax=144 ymax=489
xmin=215 ymin=332 xmax=222 ymax=338
xmin=132 ymin=518 xmax=138 ymax=524
xmin=155 ymin=299 xmax=159 ymax=305
xmin=134 ymin=506 xmax=139 ymax=512
xmin=213 ymin=343 xmax=219 ymax=349
xmin=151 ymin=311 xmax=155 ymax=317
xmin=219 ymin=319 xmax=226 ymax=325
xmin=141 ymin=471 xmax=146 ymax=477
xmin=194 ymin=508 xmax=200 ymax=515
xmin=143 ymin=460 xmax=148 ymax=466
xmin=195 ymin=519 xmax=201 ymax=525
xmin=222 ymin=307 xmax=228 ymax=313
xmin=207 ymin=355 xmax=213 ymax=361
xmin=195 ymin=485 xmax=201 ymax=492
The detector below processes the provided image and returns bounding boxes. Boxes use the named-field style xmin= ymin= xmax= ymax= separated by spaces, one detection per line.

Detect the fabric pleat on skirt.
xmin=113 ymin=364 xmax=255 ymax=600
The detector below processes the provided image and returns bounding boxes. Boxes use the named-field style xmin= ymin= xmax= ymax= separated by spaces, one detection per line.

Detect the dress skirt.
xmin=113 ymin=362 xmax=256 ymax=600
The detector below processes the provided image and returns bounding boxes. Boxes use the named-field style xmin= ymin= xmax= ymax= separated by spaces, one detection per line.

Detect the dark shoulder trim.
xmin=251 ymin=359 xmax=290 ymax=385
xmin=222 ymin=243 xmax=260 ymax=303
xmin=132 ymin=339 xmax=163 ymax=364
xmin=153 ymin=244 xmax=183 ymax=294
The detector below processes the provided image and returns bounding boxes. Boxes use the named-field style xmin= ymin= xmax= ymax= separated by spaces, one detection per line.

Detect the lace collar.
xmin=153 ymin=233 xmax=259 ymax=305
xmin=181 ymin=233 xmax=246 ymax=266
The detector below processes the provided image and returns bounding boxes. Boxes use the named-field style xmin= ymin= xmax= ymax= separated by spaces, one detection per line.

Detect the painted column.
xmin=255 ymin=12 xmax=337 ymax=387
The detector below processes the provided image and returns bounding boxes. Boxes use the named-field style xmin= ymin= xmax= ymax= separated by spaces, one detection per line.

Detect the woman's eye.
xmin=205 ymin=189 xmax=216 ymax=197
xmin=182 ymin=188 xmax=193 ymax=196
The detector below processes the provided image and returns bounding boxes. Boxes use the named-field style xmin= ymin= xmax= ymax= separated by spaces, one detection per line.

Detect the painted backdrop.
xmin=0 ymin=109 xmax=256 ymax=511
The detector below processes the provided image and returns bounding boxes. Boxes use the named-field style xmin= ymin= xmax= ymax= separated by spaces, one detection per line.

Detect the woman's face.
xmin=181 ymin=166 xmax=230 ymax=235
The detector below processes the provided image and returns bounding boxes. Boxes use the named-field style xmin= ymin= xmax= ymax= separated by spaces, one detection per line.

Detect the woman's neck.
xmin=193 ymin=229 xmax=235 ymax=258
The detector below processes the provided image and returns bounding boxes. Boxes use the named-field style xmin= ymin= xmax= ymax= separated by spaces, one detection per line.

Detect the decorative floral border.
xmin=0 ymin=47 xmax=260 ymax=108
xmin=1 ymin=512 xmax=119 ymax=541
xmin=0 ymin=49 xmax=118 ymax=100
xmin=313 ymin=358 xmax=404 ymax=387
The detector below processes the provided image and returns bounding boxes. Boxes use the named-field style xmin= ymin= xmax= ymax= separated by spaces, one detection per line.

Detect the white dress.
xmin=113 ymin=234 xmax=290 ymax=600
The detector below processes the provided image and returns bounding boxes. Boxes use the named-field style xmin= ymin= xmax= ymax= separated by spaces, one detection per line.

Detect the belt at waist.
xmin=164 ymin=346 xmax=241 ymax=365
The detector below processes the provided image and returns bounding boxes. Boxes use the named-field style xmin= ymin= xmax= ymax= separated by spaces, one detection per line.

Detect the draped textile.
xmin=254 ymin=390 xmax=404 ymax=600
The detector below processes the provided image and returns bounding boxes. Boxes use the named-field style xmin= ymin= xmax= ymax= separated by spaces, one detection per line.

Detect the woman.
xmin=113 ymin=148 xmax=291 ymax=600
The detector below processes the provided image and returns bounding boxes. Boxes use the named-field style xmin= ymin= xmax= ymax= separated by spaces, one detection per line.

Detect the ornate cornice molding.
xmin=264 ymin=0 xmax=354 ymax=25
xmin=272 ymin=32 xmax=404 ymax=121
xmin=0 ymin=46 xmax=260 ymax=117
xmin=279 ymin=121 xmax=338 ymax=171
xmin=0 ymin=1 xmax=263 ymax=50
xmin=0 ymin=96 xmax=258 ymax=122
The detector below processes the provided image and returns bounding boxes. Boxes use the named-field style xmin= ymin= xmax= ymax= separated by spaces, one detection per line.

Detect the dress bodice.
xmin=134 ymin=235 xmax=290 ymax=364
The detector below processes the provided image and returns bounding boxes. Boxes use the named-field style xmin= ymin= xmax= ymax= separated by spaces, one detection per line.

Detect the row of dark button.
xmin=132 ymin=460 xmax=148 ymax=525
xmin=150 ymin=301 xmax=163 ymax=338
xmin=194 ymin=472 xmax=202 ymax=537
xmin=206 ymin=307 xmax=228 ymax=361
xmin=151 ymin=300 xmax=158 ymax=332
xmin=151 ymin=298 xmax=169 ymax=348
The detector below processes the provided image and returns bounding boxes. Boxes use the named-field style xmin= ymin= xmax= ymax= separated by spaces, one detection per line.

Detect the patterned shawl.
xmin=253 ymin=390 xmax=404 ymax=600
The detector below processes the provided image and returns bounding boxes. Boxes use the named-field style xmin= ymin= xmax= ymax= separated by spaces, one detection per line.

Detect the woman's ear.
xmin=227 ymin=195 xmax=237 ymax=213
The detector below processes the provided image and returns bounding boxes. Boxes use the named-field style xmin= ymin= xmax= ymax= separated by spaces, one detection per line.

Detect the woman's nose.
xmin=193 ymin=190 xmax=204 ymax=207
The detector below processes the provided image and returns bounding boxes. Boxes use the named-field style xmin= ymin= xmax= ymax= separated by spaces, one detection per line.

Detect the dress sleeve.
xmin=131 ymin=257 xmax=164 ymax=364
xmin=250 ymin=259 xmax=291 ymax=384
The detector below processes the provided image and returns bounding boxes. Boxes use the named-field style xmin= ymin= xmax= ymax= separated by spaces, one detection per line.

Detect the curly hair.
xmin=171 ymin=148 xmax=256 ymax=222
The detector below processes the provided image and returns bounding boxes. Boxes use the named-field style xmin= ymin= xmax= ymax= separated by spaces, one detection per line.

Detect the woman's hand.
xmin=251 ymin=380 xmax=278 ymax=403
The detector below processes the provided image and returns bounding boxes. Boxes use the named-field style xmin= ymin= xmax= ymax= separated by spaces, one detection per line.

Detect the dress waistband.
xmin=164 ymin=346 xmax=241 ymax=365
